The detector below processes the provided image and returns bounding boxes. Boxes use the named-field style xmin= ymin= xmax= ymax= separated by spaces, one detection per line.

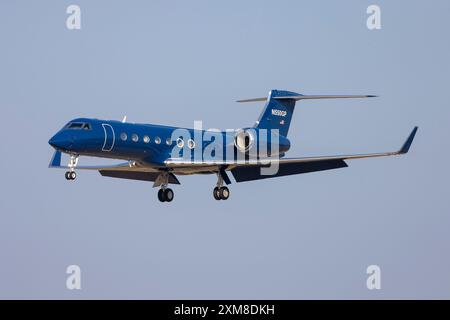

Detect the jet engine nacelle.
xmin=234 ymin=128 xmax=290 ymax=157
xmin=234 ymin=129 xmax=256 ymax=153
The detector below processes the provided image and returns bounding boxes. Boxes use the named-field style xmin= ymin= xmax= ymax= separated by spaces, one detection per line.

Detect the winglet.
xmin=49 ymin=150 xmax=62 ymax=168
xmin=399 ymin=127 xmax=418 ymax=154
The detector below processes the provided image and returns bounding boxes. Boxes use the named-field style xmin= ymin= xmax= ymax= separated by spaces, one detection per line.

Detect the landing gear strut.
xmin=65 ymin=155 xmax=78 ymax=181
xmin=155 ymin=172 xmax=174 ymax=202
xmin=213 ymin=172 xmax=230 ymax=200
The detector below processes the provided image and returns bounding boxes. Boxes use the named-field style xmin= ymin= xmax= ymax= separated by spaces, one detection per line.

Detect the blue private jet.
xmin=48 ymin=90 xmax=418 ymax=202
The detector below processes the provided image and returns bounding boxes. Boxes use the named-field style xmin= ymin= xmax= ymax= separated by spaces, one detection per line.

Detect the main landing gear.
xmin=65 ymin=155 xmax=78 ymax=181
xmin=158 ymin=188 xmax=174 ymax=202
xmin=155 ymin=172 xmax=174 ymax=202
xmin=213 ymin=186 xmax=230 ymax=200
xmin=213 ymin=172 xmax=230 ymax=200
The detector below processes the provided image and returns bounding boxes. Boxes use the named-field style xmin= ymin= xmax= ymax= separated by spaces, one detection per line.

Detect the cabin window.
xmin=166 ymin=138 xmax=172 ymax=145
xmin=176 ymin=138 xmax=184 ymax=148
xmin=143 ymin=135 xmax=150 ymax=143
xmin=132 ymin=134 xmax=139 ymax=142
xmin=120 ymin=133 xmax=127 ymax=141
xmin=154 ymin=136 xmax=161 ymax=144
xmin=187 ymin=139 xmax=195 ymax=149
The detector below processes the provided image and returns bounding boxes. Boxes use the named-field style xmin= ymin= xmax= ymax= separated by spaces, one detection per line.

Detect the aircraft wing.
xmin=165 ymin=127 xmax=418 ymax=181
xmin=49 ymin=151 xmax=132 ymax=171
xmin=48 ymin=151 xmax=180 ymax=184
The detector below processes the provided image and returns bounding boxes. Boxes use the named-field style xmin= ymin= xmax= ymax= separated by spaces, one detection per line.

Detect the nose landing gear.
xmin=213 ymin=172 xmax=230 ymax=200
xmin=65 ymin=171 xmax=77 ymax=180
xmin=65 ymin=155 xmax=78 ymax=181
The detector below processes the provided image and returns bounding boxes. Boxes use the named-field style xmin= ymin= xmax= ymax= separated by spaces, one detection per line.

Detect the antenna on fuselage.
xmin=122 ymin=115 xmax=127 ymax=123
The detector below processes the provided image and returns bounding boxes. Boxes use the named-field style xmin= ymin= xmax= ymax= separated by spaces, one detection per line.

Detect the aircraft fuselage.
xmin=48 ymin=118 xmax=291 ymax=165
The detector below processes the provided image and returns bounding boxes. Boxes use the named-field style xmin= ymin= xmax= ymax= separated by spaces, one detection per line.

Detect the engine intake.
xmin=234 ymin=129 xmax=255 ymax=153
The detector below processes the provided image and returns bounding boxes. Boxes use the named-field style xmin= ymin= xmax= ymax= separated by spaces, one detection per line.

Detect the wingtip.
xmin=399 ymin=126 xmax=418 ymax=154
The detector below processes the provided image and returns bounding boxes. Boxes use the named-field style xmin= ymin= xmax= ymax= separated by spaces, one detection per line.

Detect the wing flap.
xmin=99 ymin=170 xmax=180 ymax=184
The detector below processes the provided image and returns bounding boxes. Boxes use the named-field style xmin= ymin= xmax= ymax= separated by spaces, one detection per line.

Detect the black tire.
xmin=164 ymin=188 xmax=174 ymax=202
xmin=65 ymin=172 xmax=71 ymax=180
xmin=220 ymin=187 xmax=230 ymax=200
xmin=158 ymin=189 xmax=166 ymax=202
xmin=213 ymin=187 xmax=221 ymax=200
xmin=70 ymin=171 xmax=77 ymax=180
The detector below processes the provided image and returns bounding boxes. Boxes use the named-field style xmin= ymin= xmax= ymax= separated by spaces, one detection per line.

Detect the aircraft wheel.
xmin=69 ymin=171 xmax=77 ymax=180
xmin=219 ymin=187 xmax=230 ymax=200
xmin=158 ymin=189 xmax=166 ymax=202
xmin=65 ymin=171 xmax=71 ymax=180
xmin=213 ymin=187 xmax=221 ymax=200
xmin=164 ymin=188 xmax=174 ymax=202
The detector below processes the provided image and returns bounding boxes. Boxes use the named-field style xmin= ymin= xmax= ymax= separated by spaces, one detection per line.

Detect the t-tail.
xmin=237 ymin=89 xmax=377 ymax=137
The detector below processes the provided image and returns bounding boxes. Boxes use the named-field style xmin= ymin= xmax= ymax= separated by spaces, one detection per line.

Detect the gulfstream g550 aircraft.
xmin=48 ymin=90 xmax=417 ymax=202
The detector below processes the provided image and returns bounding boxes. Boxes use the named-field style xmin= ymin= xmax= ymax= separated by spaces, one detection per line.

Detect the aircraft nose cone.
xmin=48 ymin=133 xmax=73 ymax=150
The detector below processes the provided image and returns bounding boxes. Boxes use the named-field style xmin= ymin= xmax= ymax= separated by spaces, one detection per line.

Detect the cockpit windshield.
xmin=66 ymin=122 xmax=92 ymax=130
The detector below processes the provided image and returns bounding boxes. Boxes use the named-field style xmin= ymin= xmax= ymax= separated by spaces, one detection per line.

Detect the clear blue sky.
xmin=0 ymin=0 xmax=449 ymax=299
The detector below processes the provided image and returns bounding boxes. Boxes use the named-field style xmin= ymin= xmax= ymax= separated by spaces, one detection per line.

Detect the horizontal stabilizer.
xmin=237 ymin=94 xmax=376 ymax=103
xmin=236 ymin=97 xmax=268 ymax=103
xmin=274 ymin=95 xmax=376 ymax=101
